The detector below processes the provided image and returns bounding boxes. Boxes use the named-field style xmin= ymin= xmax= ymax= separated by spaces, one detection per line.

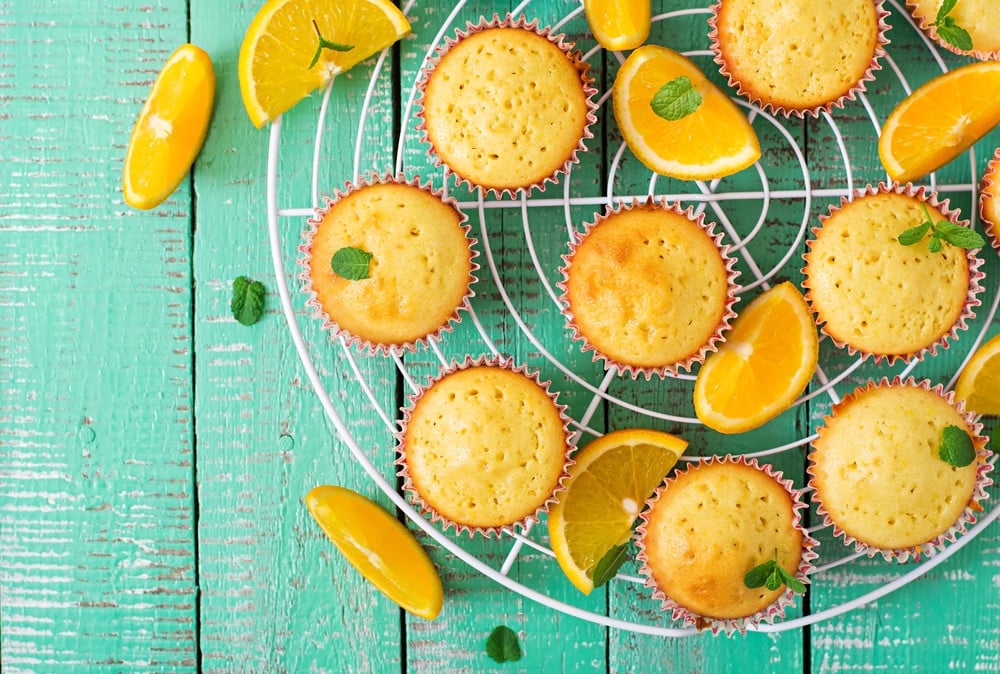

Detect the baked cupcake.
xmin=907 ymin=0 xmax=1000 ymax=61
xmin=415 ymin=14 xmax=597 ymax=197
xmin=709 ymin=0 xmax=889 ymax=117
xmin=396 ymin=357 xmax=573 ymax=538
xmin=803 ymin=183 xmax=984 ymax=364
xmin=298 ymin=174 xmax=477 ymax=355
xmin=808 ymin=377 xmax=993 ymax=561
xmin=559 ymin=199 xmax=739 ymax=378
xmin=981 ymin=148 xmax=1000 ymax=255
xmin=636 ymin=457 xmax=817 ymax=635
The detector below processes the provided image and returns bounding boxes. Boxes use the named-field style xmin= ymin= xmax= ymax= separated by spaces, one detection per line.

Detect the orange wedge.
xmin=306 ymin=485 xmax=443 ymax=620
xmin=122 ymin=44 xmax=215 ymax=210
xmin=238 ymin=0 xmax=411 ymax=128
xmin=694 ymin=282 xmax=819 ymax=434
xmin=612 ymin=44 xmax=760 ymax=181
xmin=585 ymin=0 xmax=651 ymax=51
xmin=548 ymin=428 xmax=687 ymax=595
xmin=955 ymin=333 xmax=1000 ymax=416
xmin=879 ymin=61 xmax=1000 ymax=183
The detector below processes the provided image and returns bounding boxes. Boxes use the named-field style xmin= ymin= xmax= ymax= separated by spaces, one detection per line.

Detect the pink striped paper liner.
xmin=635 ymin=455 xmax=819 ymax=636
xmin=394 ymin=355 xmax=575 ymax=539
xmin=807 ymin=376 xmax=994 ymax=563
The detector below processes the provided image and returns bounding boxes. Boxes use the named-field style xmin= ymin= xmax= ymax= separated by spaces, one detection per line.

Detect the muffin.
xmin=559 ymin=199 xmax=739 ymax=378
xmin=299 ymin=174 xmax=477 ymax=355
xmin=415 ymin=14 xmax=597 ymax=197
xmin=981 ymin=148 xmax=1000 ymax=255
xmin=808 ymin=378 xmax=993 ymax=561
xmin=709 ymin=0 xmax=889 ymax=117
xmin=396 ymin=357 xmax=573 ymax=538
xmin=803 ymin=183 xmax=983 ymax=364
xmin=907 ymin=0 xmax=1000 ymax=61
xmin=636 ymin=457 xmax=816 ymax=635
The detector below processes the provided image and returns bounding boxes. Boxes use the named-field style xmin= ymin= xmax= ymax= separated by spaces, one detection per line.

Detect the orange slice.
xmin=879 ymin=61 xmax=1000 ymax=183
xmin=954 ymin=333 xmax=1000 ymax=416
xmin=612 ymin=44 xmax=760 ymax=181
xmin=585 ymin=0 xmax=651 ymax=51
xmin=694 ymin=282 xmax=819 ymax=434
xmin=547 ymin=428 xmax=687 ymax=595
xmin=238 ymin=0 xmax=411 ymax=128
xmin=306 ymin=485 xmax=443 ymax=620
xmin=122 ymin=44 xmax=215 ymax=211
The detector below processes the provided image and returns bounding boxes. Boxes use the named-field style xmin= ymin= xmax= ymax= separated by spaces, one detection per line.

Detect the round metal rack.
xmin=266 ymin=0 xmax=1000 ymax=636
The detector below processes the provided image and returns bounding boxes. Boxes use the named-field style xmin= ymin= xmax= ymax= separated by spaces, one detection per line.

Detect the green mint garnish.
xmin=331 ymin=246 xmax=373 ymax=280
xmin=933 ymin=0 xmax=974 ymax=51
xmin=743 ymin=549 xmax=806 ymax=594
xmin=897 ymin=203 xmax=985 ymax=253
xmin=485 ymin=625 xmax=522 ymax=664
xmin=230 ymin=276 xmax=266 ymax=326
xmin=590 ymin=542 xmax=629 ymax=589
xmin=308 ymin=20 xmax=354 ymax=69
xmin=650 ymin=76 xmax=702 ymax=122
xmin=939 ymin=424 xmax=977 ymax=467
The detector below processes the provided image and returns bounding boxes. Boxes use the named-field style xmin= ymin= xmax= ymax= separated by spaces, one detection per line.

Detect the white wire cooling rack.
xmin=266 ymin=0 xmax=1000 ymax=636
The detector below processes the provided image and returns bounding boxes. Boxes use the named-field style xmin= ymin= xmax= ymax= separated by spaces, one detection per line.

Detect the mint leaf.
xmin=939 ymin=424 xmax=976 ymax=467
xmin=485 ymin=625 xmax=521 ymax=663
xmin=937 ymin=0 xmax=958 ymax=23
xmin=932 ymin=219 xmax=964 ymax=235
xmin=650 ymin=76 xmax=702 ymax=122
xmin=940 ymin=226 xmax=986 ymax=249
xmin=744 ymin=559 xmax=776 ymax=589
xmin=230 ymin=276 xmax=266 ymax=326
xmin=591 ymin=543 xmax=629 ymax=589
xmin=898 ymin=222 xmax=931 ymax=246
xmin=331 ymin=246 xmax=373 ymax=280
xmin=308 ymin=20 xmax=355 ymax=69
xmin=929 ymin=236 xmax=944 ymax=253
xmin=777 ymin=566 xmax=807 ymax=594
xmin=765 ymin=568 xmax=783 ymax=591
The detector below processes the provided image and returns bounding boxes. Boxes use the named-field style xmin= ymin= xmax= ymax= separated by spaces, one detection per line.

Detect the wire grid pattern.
xmin=266 ymin=0 xmax=1000 ymax=636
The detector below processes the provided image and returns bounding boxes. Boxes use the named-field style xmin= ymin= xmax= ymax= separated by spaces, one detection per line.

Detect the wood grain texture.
xmin=0 ymin=2 xmax=197 ymax=672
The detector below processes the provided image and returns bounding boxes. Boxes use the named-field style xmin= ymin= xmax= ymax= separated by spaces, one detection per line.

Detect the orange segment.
xmin=585 ymin=0 xmax=651 ymax=51
xmin=694 ymin=282 xmax=819 ymax=434
xmin=306 ymin=485 xmax=443 ymax=620
xmin=954 ymin=333 xmax=1000 ymax=416
xmin=122 ymin=44 xmax=215 ymax=211
xmin=547 ymin=429 xmax=687 ymax=595
xmin=612 ymin=44 xmax=760 ymax=181
xmin=879 ymin=61 xmax=1000 ymax=183
xmin=238 ymin=0 xmax=410 ymax=128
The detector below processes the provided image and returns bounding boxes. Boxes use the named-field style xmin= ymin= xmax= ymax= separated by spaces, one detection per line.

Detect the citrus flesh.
xmin=584 ymin=0 xmax=651 ymax=51
xmin=694 ymin=282 xmax=819 ymax=434
xmin=306 ymin=485 xmax=443 ymax=620
xmin=122 ymin=44 xmax=215 ymax=210
xmin=955 ymin=333 xmax=1000 ymax=416
xmin=612 ymin=44 xmax=760 ymax=181
xmin=547 ymin=428 xmax=688 ymax=595
xmin=879 ymin=61 xmax=1000 ymax=183
xmin=238 ymin=0 xmax=410 ymax=128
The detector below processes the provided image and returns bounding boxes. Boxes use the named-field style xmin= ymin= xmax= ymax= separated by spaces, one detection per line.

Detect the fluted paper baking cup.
xmin=980 ymin=147 xmax=1000 ymax=256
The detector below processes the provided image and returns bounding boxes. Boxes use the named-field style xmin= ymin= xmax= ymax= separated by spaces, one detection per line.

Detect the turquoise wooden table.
xmin=3 ymin=0 xmax=1000 ymax=672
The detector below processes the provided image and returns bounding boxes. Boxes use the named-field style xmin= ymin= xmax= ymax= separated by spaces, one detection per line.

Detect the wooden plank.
xmin=189 ymin=2 xmax=405 ymax=671
xmin=0 ymin=2 xmax=197 ymax=672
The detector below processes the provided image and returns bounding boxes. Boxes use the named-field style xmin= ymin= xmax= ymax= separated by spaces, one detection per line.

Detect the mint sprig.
xmin=485 ymin=625 xmax=522 ymax=663
xmin=897 ymin=204 xmax=984 ymax=253
xmin=231 ymin=276 xmax=266 ymax=326
xmin=939 ymin=424 xmax=977 ymax=467
xmin=331 ymin=246 xmax=373 ymax=280
xmin=744 ymin=549 xmax=806 ymax=594
xmin=650 ymin=76 xmax=702 ymax=122
xmin=590 ymin=542 xmax=629 ymax=589
xmin=308 ymin=20 xmax=355 ymax=69
xmin=933 ymin=0 xmax=974 ymax=51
